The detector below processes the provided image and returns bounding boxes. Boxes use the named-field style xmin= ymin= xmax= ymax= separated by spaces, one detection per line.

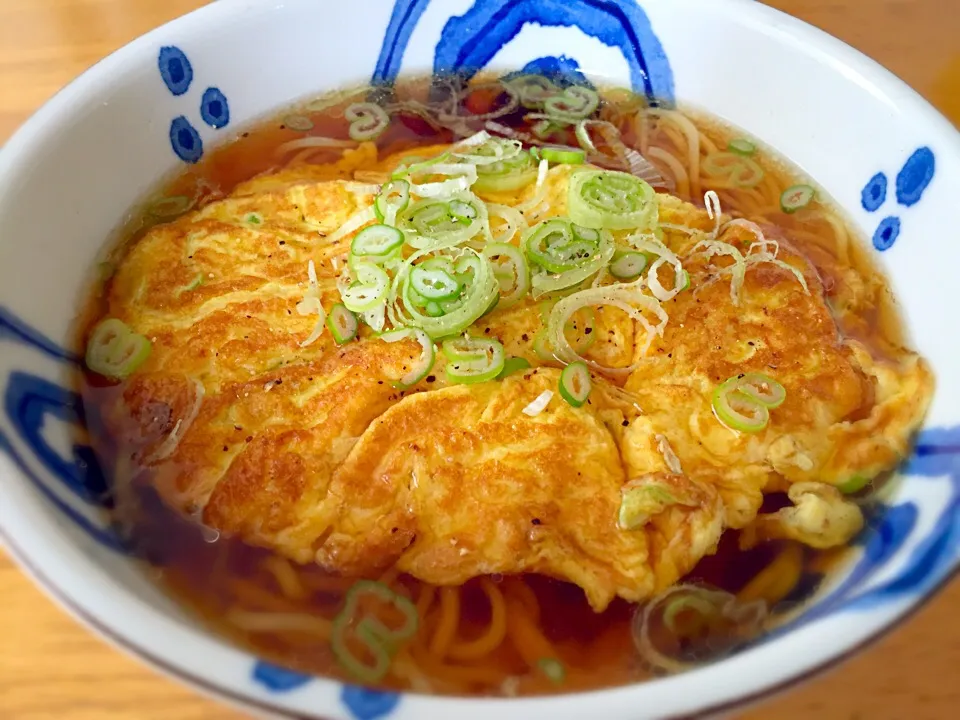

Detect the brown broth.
xmin=74 ymin=74 xmax=900 ymax=696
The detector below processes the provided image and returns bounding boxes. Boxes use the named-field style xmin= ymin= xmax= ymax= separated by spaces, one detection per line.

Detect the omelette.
xmin=90 ymin=139 xmax=933 ymax=613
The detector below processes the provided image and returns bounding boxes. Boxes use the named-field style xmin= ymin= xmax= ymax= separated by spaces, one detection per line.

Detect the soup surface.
xmin=76 ymin=73 xmax=934 ymax=696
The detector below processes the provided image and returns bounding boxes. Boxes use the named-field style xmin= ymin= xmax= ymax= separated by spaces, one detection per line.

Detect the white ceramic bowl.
xmin=1 ymin=0 xmax=958 ymax=718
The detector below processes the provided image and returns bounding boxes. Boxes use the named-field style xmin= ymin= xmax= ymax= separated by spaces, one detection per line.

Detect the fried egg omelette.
xmin=93 ymin=140 xmax=933 ymax=613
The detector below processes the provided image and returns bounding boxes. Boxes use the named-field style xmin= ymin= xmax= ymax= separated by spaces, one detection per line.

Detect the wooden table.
xmin=0 ymin=1 xmax=957 ymax=718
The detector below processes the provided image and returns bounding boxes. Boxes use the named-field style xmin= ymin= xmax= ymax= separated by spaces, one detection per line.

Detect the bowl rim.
xmin=1 ymin=0 xmax=959 ymax=718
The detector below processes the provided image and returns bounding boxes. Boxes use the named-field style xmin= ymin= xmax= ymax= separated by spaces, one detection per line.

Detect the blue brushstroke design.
xmin=506 ymin=55 xmax=592 ymax=88
xmin=200 ymin=87 xmax=230 ymax=129
xmin=373 ymin=0 xmax=432 ymax=84
xmin=433 ymin=0 xmax=674 ymax=102
xmin=0 ymin=307 xmax=78 ymax=364
xmin=861 ymin=172 xmax=887 ymax=212
xmin=872 ymin=216 xmax=901 ymax=251
xmin=169 ymin=116 xmax=203 ymax=164
xmin=0 ymin=429 xmax=126 ymax=552
xmin=896 ymin=147 xmax=936 ymax=207
xmin=753 ymin=426 xmax=960 ymax=647
xmin=4 ymin=372 xmax=108 ymax=506
xmin=341 ymin=686 xmax=402 ymax=720
xmin=158 ymin=46 xmax=194 ymax=96
xmin=251 ymin=661 xmax=313 ymax=692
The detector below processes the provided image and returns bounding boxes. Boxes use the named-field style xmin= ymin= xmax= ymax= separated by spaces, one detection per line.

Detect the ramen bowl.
xmin=1 ymin=0 xmax=958 ymax=718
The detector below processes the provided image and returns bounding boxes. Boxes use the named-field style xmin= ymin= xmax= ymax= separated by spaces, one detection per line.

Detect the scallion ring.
xmin=345 ymin=102 xmax=390 ymax=142
xmin=780 ymin=184 xmax=815 ymax=214
xmin=473 ymin=149 xmax=538 ymax=193
xmin=351 ymin=223 xmax=404 ymax=257
xmin=702 ymin=151 xmax=764 ymax=188
xmin=727 ymin=138 xmax=756 ymax=156
xmin=326 ymin=304 xmax=358 ymax=345
xmin=330 ymin=580 xmax=418 ymax=683
xmin=374 ymin=179 xmax=410 ymax=225
xmin=410 ymin=265 xmax=462 ymax=300
xmin=610 ymin=251 xmax=649 ymax=280
xmin=712 ymin=385 xmax=769 ymax=433
xmin=543 ymin=85 xmax=599 ymax=122
xmin=380 ymin=327 xmax=436 ymax=388
xmin=540 ymin=146 xmax=586 ymax=165
xmin=340 ymin=261 xmax=390 ymax=312
xmin=559 ymin=361 xmax=592 ymax=407
xmin=85 ymin=318 xmax=152 ymax=379
xmin=481 ymin=242 xmax=530 ymax=308
xmin=568 ymin=169 xmax=658 ymax=231
xmin=443 ymin=336 xmax=505 ymax=384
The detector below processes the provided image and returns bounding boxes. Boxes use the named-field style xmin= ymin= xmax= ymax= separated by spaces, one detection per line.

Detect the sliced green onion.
xmin=351 ymin=223 xmax=404 ymax=257
xmin=558 ymin=361 xmax=591 ymax=407
xmin=424 ymin=300 xmax=445 ymax=317
xmin=399 ymin=194 xmax=488 ymax=248
xmin=380 ymin=327 xmax=436 ymax=388
xmin=568 ymin=169 xmax=658 ymax=231
xmin=451 ymin=134 xmax=523 ymax=166
xmin=541 ymin=146 xmax=586 ymax=164
xmin=711 ymin=377 xmax=770 ymax=433
xmin=448 ymin=199 xmax=477 ymax=222
xmin=780 ymin=184 xmax=815 ymax=214
xmin=678 ymin=269 xmax=691 ymax=292
xmin=531 ymin=119 xmax=556 ymax=139
xmin=837 ymin=475 xmax=872 ymax=495
xmin=443 ymin=336 xmax=505 ymax=384
xmin=543 ymin=85 xmax=599 ymax=122
xmin=503 ymin=74 xmax=558 ymax=108
xmin=537 ymin=657 xmax=566 ymax=684
xmin=391 ymin=247 xmax=499 ymax=339
xmin=410 ymin=265 xmax=462 ymax=300
xmin=482 ymin=242 xmax=530 ymax=308
xmin=374 ymin=179 xmax=410 ymax=225
xmin=85 ymin=318 xmax=152 ymax=379
xmin=727 ymin=138 xmax=756 ymax=156
xmin=283 ymin=114 xmax=314 ymax=132
xmin=498 ymin=356 xmax=531 ymax=378
xmin=523 ymin=218 xmax=615 ymax=296
xmin=610 ymin=251 xmax=648 ymax=280
xmin=473 ymin=148 xmax=538 ymax=193
xmin=331 ymin=580 xmax=418 ymax=683
xmin=702 ymin=152 xmax=764 ymax=188
xmin=340 ymin=261 xmax=390 ymax=312
xmin=345 ymin=102 xmax=390 ymax=142
xmin=735 ymin=373 xmax=786 ymax=408
xmin=533 ymin=328 xmax=557 ymax=364
xmin=325 ymin=304 xmax=358 ymax=345
xmin=245 ymin=212 xmax=263 ymax=225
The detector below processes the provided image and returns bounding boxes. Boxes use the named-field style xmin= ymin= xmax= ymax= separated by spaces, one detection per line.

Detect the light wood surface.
xmin=1 ymin=1 xmax=957 ymax=718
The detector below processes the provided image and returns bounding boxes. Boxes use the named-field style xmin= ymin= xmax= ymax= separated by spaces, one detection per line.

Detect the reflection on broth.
xmin=75 ymin=73 xmax=933 ymax=696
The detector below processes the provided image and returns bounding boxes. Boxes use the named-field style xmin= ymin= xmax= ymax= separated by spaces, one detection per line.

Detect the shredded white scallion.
xmin=523 ymin=390 xmax=554 ymax=417
xmin=296 ymin=260 xmax=327 ymax=347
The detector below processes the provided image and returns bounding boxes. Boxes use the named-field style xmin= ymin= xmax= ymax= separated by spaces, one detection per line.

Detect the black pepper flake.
xmin=391 ymin=527 xmax=398 ymax=534
xmin=667 ymin=353 xmax=672 ymax=358
xmin=584 ymin=327 xmax=593 ymax=335
xmin=280 ymin=124 xmax=286 ymax=130
xmin=622 ymin=420 xmax=629 ymax=427
xmin=532 ymin=518 xmax=542 ymax=526
xmin=279 ymin=241 xmax=286 ymax=245
xmin=287 ymin=309 xmax=292 ymax=314
xmin=241 ymin=132 xmax=249 ymax=138
xmin=748 ymin=341 xmax=755 ymax=346
xmin=246 ymin=436 xmax=253 ymax=443
xmin=377 ymin=380 xmax=384 ymax=385
xmin=222 ymin=445 xmax=228 ymax=452
xmin=484 ymin=328 xmax=490 ymax=334
xmin=426 ymin=375 xmax=436 ymax=383
xmin=521 ymin=333 xmax=529 ymax=341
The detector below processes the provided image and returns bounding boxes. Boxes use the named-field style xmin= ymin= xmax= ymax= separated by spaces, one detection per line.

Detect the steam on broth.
xmin=76 ymin=72 xmax=933 ymax=696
